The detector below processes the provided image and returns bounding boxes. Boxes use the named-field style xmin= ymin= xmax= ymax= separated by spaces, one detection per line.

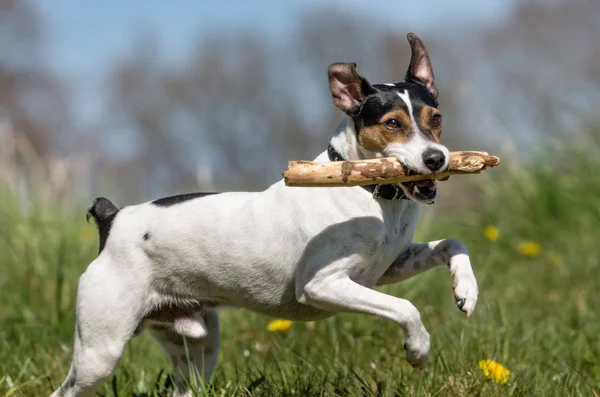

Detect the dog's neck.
xmin=329 ymin=117 xmax=378 ymax=161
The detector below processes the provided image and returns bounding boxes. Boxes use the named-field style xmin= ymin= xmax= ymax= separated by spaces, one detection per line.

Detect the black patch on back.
xmin=151 ymin=192 xmax=219 ymax=207
xmin=87 ymin=197 xmax=120 ymax=254
xmin=143 ymin=232 xmax=151 ymax=241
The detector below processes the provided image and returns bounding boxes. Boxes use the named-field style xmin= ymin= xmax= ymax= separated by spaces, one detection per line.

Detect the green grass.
xmin=1 ymin=136 xmax=599 ymax=396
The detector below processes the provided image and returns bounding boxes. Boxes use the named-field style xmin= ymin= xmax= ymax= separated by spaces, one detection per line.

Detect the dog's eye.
xmin=431 ymin=114 xmax=442 ymax=127
xmin=385 ymin=119 xmax=400 ymax=129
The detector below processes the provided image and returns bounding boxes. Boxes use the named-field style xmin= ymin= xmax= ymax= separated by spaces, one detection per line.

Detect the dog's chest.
xmin=352 ymin=200 xmax=419 ymax=285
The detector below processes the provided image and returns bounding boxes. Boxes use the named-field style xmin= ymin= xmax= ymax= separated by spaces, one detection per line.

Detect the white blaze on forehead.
xmin=383 ymin=83 xmax=396 ymax=87
xmin=396 ymin=90 xmax=419 ymax=132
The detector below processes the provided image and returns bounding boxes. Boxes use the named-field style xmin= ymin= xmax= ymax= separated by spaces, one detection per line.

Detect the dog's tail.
xmin=86 ymin=197 xmax=119 ymax=253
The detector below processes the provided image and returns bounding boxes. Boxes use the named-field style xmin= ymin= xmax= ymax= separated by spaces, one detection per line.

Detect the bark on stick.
xmin=283 ymin=151 xmax=501 ymax=187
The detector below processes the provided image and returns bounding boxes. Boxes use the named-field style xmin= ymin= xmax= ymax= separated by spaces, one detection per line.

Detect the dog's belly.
xmin=148 ymin=244 xmax=410 ymax=323
xmin=148 ymin=259 xmax=337 ymax=321
xmin=146 ymin=251 xmax=416 ymax=322
xmin=147 ymin=279 xmax=335 ymax=322
xmin=234 ymin=289 xmax=337 ymax=321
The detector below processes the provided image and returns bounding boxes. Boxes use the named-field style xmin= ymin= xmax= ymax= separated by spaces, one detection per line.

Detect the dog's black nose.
xmin=422 ymin=149 xmax=445 ymax=172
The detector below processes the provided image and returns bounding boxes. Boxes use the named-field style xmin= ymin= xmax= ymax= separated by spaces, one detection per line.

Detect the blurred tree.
xmin=479 ymin=0 xmax=600 ymax=145
xmin=106 ymin=32 xmax=323 ymax=197
xmin=0 ymin=0 xmax=70 ymax=158
xmin=103 ymin=11 xmax=456 ymax=197
xmin=8 ymin=0 xmax=596 ymax=201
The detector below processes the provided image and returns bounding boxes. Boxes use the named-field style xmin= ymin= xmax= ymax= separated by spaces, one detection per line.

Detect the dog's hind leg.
xmin=377 ymin=239 xmax=479 ymax=316
xmin=149 ymin=310 xmax=220 ymax=397
xmin=51 ymin=259 xmax=143 ymax=397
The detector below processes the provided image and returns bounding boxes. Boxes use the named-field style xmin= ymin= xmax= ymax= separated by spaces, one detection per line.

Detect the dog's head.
xmin=328 ymin=33 xmax=448 ymax=204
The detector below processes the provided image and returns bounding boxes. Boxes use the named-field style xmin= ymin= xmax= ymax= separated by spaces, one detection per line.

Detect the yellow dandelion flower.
xmin=266 ymin=319 xmax=293 ymax=332
xmin=484 ymin=226 xmax=499 ymax=242
xmin=518 ymin=241 xmax=541 ymax=257
xmin=478 ymin=360 xmax=510 ymax=384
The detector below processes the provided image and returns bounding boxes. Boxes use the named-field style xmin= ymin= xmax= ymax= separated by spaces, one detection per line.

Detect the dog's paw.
xmin=403 ymin=327 xmax=430 ymax=369
xmin=450 ymin=260 xmax=478 ymax=317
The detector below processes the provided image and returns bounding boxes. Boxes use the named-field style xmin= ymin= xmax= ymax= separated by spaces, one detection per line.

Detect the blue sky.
xmin=38 ymin=0 xmax=517 ymax=79
xmin=35 ymin=0 xmax=518 ymax=123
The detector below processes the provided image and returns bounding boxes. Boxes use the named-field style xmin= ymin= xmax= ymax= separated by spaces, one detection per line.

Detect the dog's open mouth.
xmin=400 ymin=179 xmax=437 ymax=204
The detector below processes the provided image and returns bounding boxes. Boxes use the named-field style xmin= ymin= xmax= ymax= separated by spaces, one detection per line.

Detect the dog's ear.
xmin=328 ymin=63 xmax=374 ymax=115
xmin=405 ymin=33 xmax=438 ymax=99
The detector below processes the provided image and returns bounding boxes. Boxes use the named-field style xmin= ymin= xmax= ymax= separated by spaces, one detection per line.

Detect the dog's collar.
xmin=327 ymin=144 xmax=408 ymax=201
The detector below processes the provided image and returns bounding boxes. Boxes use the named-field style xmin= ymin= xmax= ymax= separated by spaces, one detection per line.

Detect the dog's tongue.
xmin=415 ymin=180 xmax=436 ymax=189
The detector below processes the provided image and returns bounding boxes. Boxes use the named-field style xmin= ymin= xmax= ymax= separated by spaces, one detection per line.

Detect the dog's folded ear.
xmin=405 ymin=33 xmax=438 ymax=99
xmin=328 ymin=63 xmax=374 ymax=115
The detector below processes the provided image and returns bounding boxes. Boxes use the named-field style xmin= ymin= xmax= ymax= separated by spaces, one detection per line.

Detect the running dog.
xmin=52 ymin=33 xmax=478 ymax=397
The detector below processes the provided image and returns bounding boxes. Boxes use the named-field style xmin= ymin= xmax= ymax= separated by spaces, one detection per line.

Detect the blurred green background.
xmin=1 ymin=0 xmax=599 ymax=395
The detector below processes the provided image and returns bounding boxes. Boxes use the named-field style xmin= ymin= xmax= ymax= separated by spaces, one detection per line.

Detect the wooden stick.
xmin=283 ymin=151 xmax=500 ymax=187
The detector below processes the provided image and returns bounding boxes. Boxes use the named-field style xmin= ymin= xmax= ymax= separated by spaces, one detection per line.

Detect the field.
xmin=1 ymin=135 xmax=599 ymax=396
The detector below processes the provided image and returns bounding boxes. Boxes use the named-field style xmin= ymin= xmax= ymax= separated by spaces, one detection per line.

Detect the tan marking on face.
xmin=357 ymin=109 xmax=413 ymax=152
xmin=419 ymin=105 xmax=442 ymax=142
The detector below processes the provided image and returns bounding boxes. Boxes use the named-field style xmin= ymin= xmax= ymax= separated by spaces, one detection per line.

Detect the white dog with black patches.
xmin=52 ymin=33 xmax=478 ymax=397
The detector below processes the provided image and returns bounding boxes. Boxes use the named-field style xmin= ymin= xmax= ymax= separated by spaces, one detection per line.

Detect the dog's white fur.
xmin=52 ymin=111 xmax=478 ymax=396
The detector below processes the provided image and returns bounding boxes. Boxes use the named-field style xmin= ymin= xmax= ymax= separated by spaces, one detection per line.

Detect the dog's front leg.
xmin=377 ymin=239 xmax=478 ymax=316
xmin=297 ymin=271 xmax=430 ymax=369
